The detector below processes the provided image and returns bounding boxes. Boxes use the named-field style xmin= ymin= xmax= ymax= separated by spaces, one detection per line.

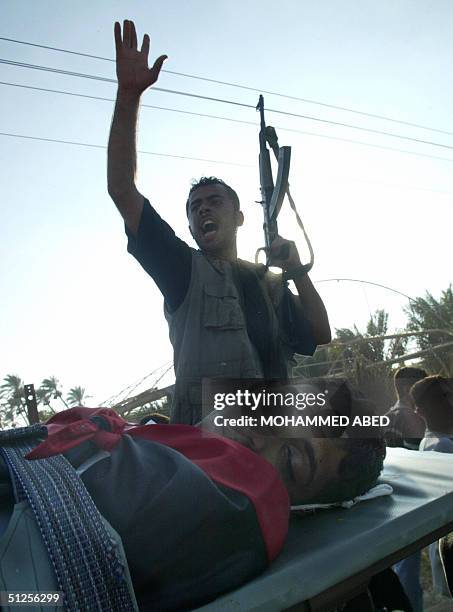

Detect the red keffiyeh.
xmin=27 ymin=407 xmax=289 ymax=562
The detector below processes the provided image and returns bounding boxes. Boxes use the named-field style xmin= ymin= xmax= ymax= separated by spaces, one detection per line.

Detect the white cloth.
xmin=419 ymin=430 xmax=453 ymax=453
xmin=291 ymin=483 xmax=393 ymax=512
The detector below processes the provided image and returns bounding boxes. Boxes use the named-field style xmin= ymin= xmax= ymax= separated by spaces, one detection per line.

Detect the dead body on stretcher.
xmin=0 ymin=377 xmax=386 ymax=610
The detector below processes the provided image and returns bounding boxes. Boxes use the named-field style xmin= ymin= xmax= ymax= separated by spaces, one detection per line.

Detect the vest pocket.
xmin=203 ymin=284 xmax=245 ymax=330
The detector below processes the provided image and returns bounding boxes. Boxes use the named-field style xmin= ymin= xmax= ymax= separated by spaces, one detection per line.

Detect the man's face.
xmin=187 ymin=184 xmax=243 ymax=256
xmin=219 ymin=425 xmax=347 ymax=505
xmin=200 ymin=389 xmax=348 ymax=506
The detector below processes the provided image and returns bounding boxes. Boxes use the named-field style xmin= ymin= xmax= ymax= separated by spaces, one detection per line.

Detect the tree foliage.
xmin=293 ymin=286 xmax=453 ymax=410
xmin=0 ymin=374 xmax=27 ymax=426
xmin=294 ymin=309 xmax=406 ymax=377
xmin=405 ymin=285 xmax=453 ymax=375
xmin=0 ymin=375 xmax=89 ymax=428
xmin=293 ymin=309 xmax=402 ymax=409
xmin=66 ymin=386 xmax=90 ymax=407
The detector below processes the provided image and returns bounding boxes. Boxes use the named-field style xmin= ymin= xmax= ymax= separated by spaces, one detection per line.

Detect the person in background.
xmin=384 ymin=366 xmax=427 ymax=450
xmin=414 ymin=375 xmax=453 ymax=454
xmin=385 ymin=367 xmax=428 ymax=612
xmin=412 ymin=375 xmax=453 ymax=599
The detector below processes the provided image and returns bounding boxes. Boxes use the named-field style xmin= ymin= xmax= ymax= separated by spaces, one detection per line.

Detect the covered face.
xmin=187 ymin=183 xmax=243 ymax=256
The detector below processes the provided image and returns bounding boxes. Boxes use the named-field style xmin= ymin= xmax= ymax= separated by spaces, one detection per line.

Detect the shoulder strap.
xmin=0 ymin=425 xmax=137 ymax=612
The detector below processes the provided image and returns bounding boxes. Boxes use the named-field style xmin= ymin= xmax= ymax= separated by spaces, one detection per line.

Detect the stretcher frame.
xmin=195 ymin=447 xmax=453 ymax=612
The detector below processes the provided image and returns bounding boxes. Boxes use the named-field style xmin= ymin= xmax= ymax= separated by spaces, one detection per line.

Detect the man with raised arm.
xmin=108 ymin=20 xmax=331 ymax=424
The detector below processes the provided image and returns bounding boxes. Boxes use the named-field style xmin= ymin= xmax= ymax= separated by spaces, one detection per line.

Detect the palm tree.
xmin=294 ymin=309 xmax=406 ymax=377
xmin=38 ymin=376 xmax=68 ymax=411
xmin=0 ymin=374 xmax=93 ymax=426
xmin=66 ymin=386 xmax=90 ymax=407
xmin=293 ymin=309 xmax=405 ymax=410
xmin=0 ymin=374 xmax=28 ymax=426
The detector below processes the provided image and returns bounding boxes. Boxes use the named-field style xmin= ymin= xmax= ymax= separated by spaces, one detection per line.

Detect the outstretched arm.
xmin=107 ymin=20 xmax=167 ymax=235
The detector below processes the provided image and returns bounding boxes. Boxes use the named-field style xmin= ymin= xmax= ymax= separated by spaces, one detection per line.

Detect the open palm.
xmin=114 ymin=20 xmax=167 ymax=94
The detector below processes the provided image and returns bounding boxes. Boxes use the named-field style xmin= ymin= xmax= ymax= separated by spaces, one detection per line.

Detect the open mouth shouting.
xmin=201 ymin=218 xmax=219 ymax=240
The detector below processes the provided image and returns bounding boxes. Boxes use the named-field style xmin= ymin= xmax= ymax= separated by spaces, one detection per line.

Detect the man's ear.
xmin=189 ymin=225 xmax=194 ymax=239
xmin=236 ymin=210 xmax=244 ymax=227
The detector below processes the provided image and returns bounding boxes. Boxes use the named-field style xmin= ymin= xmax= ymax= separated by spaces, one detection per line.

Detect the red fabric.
xmin=27 ymin=408 xmax=126 ymax=457
xmin=26 ymin=407 xmax=289 ymax=562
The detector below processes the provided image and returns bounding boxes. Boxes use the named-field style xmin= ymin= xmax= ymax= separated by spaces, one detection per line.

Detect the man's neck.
xmin=204 ymin=245 xmax=237 ymax=262
xmin=397 ymin=395 xmax=413 ymax=408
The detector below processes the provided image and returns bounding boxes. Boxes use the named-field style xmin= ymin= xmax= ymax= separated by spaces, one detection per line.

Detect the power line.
xmin=314 ymin=278 xmax=453 ymax=333
xmin=281 ymin=131 xmax=453 ymax=164
xmin=0 ymin=58 xmax=117 ymax=83
xmin=1 ymin=35 xmax=452 ymax=138
xmin=2 ymin=80 xmax=453 ymax=165
xmin=0 ymin=80 xmax=255 ymax=123
xmin=314 ymin=278 xmax=453 ymax=331
xmin=315 ymin=278 xmax=414 ymax=301
xmin=1 ymin=127 xmax=449 ymax=207
xmin=0 ymin=36 xmax=118 ymax=63
xmin=266 ymin=106 xmax=453 ymax=152
xmin=2 ymin=57 xmax=453 ymax=152
xmin=0 ymin=131 xmax=253 ymax=167
xmin=0 ymin=58 xmax=254 ymax=109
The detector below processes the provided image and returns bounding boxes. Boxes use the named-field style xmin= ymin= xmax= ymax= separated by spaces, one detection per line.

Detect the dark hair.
xmin=394 ymin=366 xmax=427 ymax=399
xmin=311 ymin=437 xmax=386 ymax=504
xmin=186 ymin=177 xmax=240 ymax=216
xmin=410 ymin=375 xmax=453 ymax=431
xmin=293 ymin=378 xmax=386 ymax=504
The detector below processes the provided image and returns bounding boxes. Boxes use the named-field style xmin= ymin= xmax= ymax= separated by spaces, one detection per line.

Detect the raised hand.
xmin=114 ymin=20 xmax=167 ymax=95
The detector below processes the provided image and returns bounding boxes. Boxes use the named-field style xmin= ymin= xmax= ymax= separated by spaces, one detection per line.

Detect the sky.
xmin=1 ymin=0 xmax=452 ymax=406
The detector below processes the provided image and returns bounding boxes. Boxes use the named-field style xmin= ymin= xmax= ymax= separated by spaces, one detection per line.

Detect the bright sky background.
xmin=1 ymin=0 xmax=452 ymax=405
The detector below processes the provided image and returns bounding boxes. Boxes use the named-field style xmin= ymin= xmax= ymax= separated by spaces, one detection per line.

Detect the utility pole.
xmin=24 ymin=383 xmax=39 ymax=424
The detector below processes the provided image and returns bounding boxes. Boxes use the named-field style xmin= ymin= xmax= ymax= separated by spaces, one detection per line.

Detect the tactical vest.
xmin=165 ymin=250 xmax=292 ymax=424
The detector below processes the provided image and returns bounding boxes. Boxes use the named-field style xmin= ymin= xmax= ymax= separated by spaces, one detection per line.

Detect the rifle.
xmin=256 ymin=95 xmax=314 ymax=278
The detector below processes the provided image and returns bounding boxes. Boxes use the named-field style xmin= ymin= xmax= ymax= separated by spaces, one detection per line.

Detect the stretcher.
xmin=195 ymin=448 xmax=453 ymax=611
